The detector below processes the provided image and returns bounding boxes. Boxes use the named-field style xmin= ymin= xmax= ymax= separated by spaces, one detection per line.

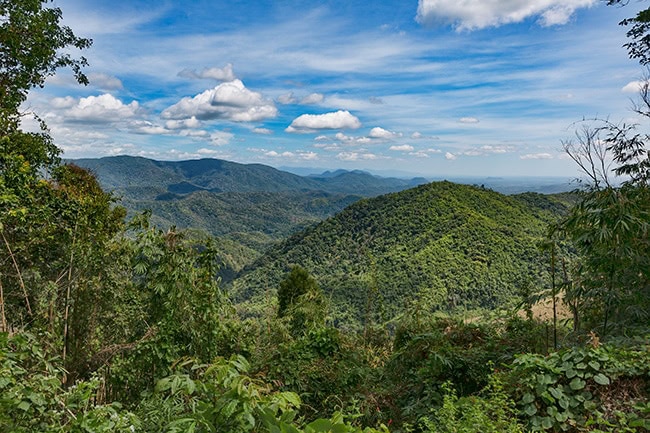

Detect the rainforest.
xmin=1 ymin=1 xmax=649 ymax=432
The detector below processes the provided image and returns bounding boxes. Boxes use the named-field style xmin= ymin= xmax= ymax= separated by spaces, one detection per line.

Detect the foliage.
xmin=505 ymin=342 xmax=650 ymax=432
xmin=0 ymin=0 xmax=91 ymax=129
xmin=0 ymin=332 xmax=138 ymax=432
xmin=420 ymin=376 xmax=524 ymax=433
xmin=137 ymin=355 xmax=390 ymax=433
xmin=233 ymin=182 xmax=569 ymax=327
xmin=559 ymin=117 xmax=650 ymax=336
xmin=277 ymin=266 xmax=327 ymax=333
xmin=607 ymin=0 xmax=650 ymax=66
xmin=383 ymin=315 xmax=554 ymax=426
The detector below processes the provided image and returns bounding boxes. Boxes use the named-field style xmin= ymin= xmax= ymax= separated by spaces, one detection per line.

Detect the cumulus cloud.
xmin=178 ymin=64 xmax=236 ymax=81
xmin=253 ymin=127 xmax=273 ymax=134
xmin=286 ymin=110 xmax=361 ymax=133
xmin=369 ymin=127 xmax=401 ymax=139
xmin=520 ymin=152 xmax=554 ymax=159
xmin=622 ymin=80 xmax=649 ymax=93
xmin=165 ymin=116 xmax=201 ymax=130
xmin=445 ymin=152 xmax=457 ymax=160
xmin=162 ymin=80 xmax=277 ymax=122
xmin=64 ymin=94 xmax=139 ymax=122
xmin=301 ymin=93 xmax=325 ymax=105
xmin=389 ymin=144 xmax=414 ymax=151
xmin=459 ymin=117 xmax=480 ymax=124
xmin=416 ymin=0 xmax=596 ymax=30
xmin=88 ymin=73 xmax=124 ymax=90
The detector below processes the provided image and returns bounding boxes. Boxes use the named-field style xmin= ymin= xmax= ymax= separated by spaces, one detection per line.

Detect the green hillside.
xmin=231 ymin=182 xmax=570 ymax=324
xmin=73 ymin=156 xmax=426 ymax=198
xmin=72 ymin=156 xmax=428 ymax=253
xmin=122 ymin=190 xmax=362 ymax=251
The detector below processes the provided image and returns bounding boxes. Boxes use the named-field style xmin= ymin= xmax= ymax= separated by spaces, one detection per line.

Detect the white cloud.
xmin=416 ymin=0 xmax=596 ymax=30
xmin=333 ymin=132 xmax=373 ymax=145
xmin=277 ymin=92 xmax=297 ymax=105
xmin=265 ymin=150 xmax=294 ymax=158
xmin=50 ymin=96 xmax=77 ymax=109
xmin=445 ymin=152 xmax=457 ymax=160
xmin=130 ymin=121 xmax=171 ymax=135
xmin=336 ymin=151 xmax=378 ymax=161
xmin=208 ymin=131 xmax=234 ymax=146
xmin=253 ymin=127 xmax=273 ymax=134
xmin=262 ymin=149 xmax=319 ymax=161
xmin=412 ymin=132 xmax=423 ymax=139
xmin=389 ymin=144 xmax=414 ymax=151
xmin=459 ymin=117 xmax=480 ymax=124
xmin=622 ymin=80 xmax=649 ymax=94
xmin=369 ymin=126 xmax=401 ymax=139
xmin=88 ymin=73 xmax=124 ymax=90
xmin=65 ymin=94 xmax=140 ymax=122
xmin=299 ymin=151 xmax=319 ymax=160
xmin=301 ymin=93 xmax=325 ymax=105
xmin=481 ymin=145 xmax=511 ymax=154
xmin=178 ymin=64 xmax=236 ymax=81
xmin=162 ymin=80 xmax=277 ymax=122
xmin=165 ymin=116 xmax=201 ymax=130
xmin=286 ymin=110 xmax=361 ymax=133
xmin=520 ymin=153 xmax=554 ymax=159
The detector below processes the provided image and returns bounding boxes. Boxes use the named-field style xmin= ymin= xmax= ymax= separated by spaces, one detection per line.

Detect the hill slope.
xmin=72 ymin=156 xmax=428 ymax=250
xmin=72 ymin=156 xmax=425 ymax=198
xmin=231 ymin=182 xmax=569 ymax=324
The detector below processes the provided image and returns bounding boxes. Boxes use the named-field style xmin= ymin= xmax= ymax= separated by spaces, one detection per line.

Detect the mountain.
xmin=71 ymin=156 xmax=429 ymax=248
xmin=72 ymin=156 xmax=427 ymax=198
xmin=230 ymin=182 xmax=571 ymax=325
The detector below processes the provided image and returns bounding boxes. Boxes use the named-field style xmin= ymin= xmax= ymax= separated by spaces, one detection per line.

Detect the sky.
xmin=20 ymin=0 xmax=650 ymax=177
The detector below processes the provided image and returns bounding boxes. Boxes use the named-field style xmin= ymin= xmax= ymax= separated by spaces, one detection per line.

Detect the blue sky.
xmin=22 ymin=0 xmax=648 ymax=176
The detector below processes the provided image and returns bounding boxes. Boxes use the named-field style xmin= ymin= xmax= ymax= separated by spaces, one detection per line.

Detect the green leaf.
xmin=522 ymin=392 xmax=535 ymax=404
xmin=524 ymin=404 xmax=537 ymax=416
xmin=17 ymin=401 xmax=31 ymax=411
xmin=570 ymin=378 xmax=586 ymax=390
xmin=593 ymin=373 xmax=610 ymax=385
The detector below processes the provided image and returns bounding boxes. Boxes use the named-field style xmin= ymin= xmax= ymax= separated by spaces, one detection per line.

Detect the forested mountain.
xmin=232 ymin=182 xmax=571 ymax=324
xmin=73 ymin=156 xmax=426 ymax=198
xmin=72 ymin=156 xmax=428 ymax=250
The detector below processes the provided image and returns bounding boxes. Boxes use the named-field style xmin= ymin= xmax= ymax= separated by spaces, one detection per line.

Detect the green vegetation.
xmin=1 ymin=1 xmax=648 ymax=432
xmin=232 ymin=182 xmax=571 ymax=326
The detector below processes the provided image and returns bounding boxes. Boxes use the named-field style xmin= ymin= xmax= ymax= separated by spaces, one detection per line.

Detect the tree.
xmin=1 ymin=0 xmax=91 ymax=131
xmin=558 ymin=116 xmax=650 ymax=335
xmin=1 ymin=0 xmax=93 ymax=329
xmin=277 ymin=266 xmax=326 ymax=333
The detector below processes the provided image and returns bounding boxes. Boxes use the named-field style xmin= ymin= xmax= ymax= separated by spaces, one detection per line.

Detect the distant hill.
xmin=72 ymin=156 xmax=427 ymax=199
xmin=230 ymin=182 xmax=571 ymax=325
xmin=71 ymin=156 xmax=428 ymax=251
